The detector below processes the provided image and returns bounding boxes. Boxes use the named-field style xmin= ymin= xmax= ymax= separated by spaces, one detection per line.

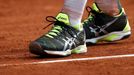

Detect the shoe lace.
xmin=43 ymin=16 xmax=77 ymax=38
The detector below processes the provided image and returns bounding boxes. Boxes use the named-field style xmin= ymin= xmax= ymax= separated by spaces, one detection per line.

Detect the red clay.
xmin=0 ymin=0 xmax=134 ymax=75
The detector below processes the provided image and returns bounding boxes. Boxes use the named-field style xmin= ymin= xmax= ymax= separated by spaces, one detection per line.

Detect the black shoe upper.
xmin=83 ymin=6 xmax=128 ymax=39
xmin=30 ymin=16 xmax=85 ymax=52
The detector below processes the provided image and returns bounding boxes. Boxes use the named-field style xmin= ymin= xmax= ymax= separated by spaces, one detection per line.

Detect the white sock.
xmin=62 ymin=0 xmax=87 ymax=30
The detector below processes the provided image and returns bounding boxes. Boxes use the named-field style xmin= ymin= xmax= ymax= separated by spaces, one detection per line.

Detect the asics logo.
xmin=102 ymin=18 xmax=118 ymax=29
xmin=63 ymin=37 xmax=75 ymax=51
xmin=93 ymin=18 xmax=118 ymax=35
xmin=57 ymin=17 xmax=67 ymax=21
xmin=62 ymin=32 xmax=81 ymax=51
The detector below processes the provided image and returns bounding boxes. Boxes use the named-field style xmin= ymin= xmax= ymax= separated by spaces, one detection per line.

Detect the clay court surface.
xmin=0 ymin=0 xmax=134 ymax=75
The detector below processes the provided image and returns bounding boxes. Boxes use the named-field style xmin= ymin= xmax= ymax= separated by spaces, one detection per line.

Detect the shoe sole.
xmin=29 ymin=42 xmax=87 ymax=56
xmin=44 ymin=44 xmax=87 ymax=56
xmin=86 ymin=31 xmax=131 ymax=44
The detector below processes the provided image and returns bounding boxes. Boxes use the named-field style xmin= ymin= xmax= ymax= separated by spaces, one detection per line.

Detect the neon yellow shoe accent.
xmin=71 ymin=44 xmax=87 ymax=54
xmin=92 ymin=3 xmax=100 ymax=12
xmin=56 ymin=13 xmax=70 ymax=25
xmin=46 ymin=34 xmax=54 ymax=38
xmin=46 ymin=13 xmax=83 ymax=38
xmin=123 ymin=20 xmax=131 ymax=32
xmin=73 ymin=24 xmax=83 ymax=31
xmin=101 ymin=34 xmax=119 ymax=41
xmin=46 ymin=26 xmax=62 ymax=38
xmin=56 ymin=13 xmax=83 ymax=31
xmin=51 ymin=30 xmax=60 ymax=33
xmin=71 ymin=49 xmax=82 ymax=54
xmin=48 ymin=33 xmax=57 ymax=36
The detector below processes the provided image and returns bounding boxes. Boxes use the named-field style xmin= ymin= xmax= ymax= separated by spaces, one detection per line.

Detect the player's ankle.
xmin=103 ymin=8 xmax=120 ymax=16
xmin=95 ymin=0 xmax=121 ymax=16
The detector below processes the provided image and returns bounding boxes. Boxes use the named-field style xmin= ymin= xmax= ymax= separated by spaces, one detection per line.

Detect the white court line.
xmin=0 ymin=54 xmax=134 ymax=67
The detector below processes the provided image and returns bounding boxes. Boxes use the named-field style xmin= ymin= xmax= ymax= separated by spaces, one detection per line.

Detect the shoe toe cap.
xmin=29 ymin=41 xmax=46 ymax=56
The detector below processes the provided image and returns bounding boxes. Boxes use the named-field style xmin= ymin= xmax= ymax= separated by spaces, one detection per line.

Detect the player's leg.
xmin=83 ymin=0 xmax=131 ymax=44
xmin=62 ymin=0 xmax=87 ymax=30
xmin=29 ymin=0 xmax=88 ymax=56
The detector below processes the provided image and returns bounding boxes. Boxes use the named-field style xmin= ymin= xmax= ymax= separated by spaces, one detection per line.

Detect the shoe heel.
xmin=71 ymin=44 xmax=87 ymax=54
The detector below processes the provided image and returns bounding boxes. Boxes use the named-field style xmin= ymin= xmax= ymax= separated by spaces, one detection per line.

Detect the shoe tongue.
xmin=56 ymin=13 xmax=70 ymax=25
xmin=56 ymin=13 xmax=83 ymax=31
